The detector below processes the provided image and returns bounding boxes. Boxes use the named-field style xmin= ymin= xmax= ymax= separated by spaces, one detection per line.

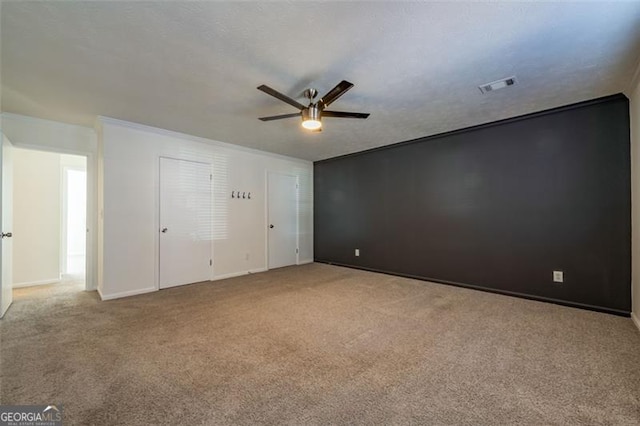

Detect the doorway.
xmin=62 ymin=166 xmax=87 ymax=279
xmin=11 ymin=149 xmax=87 ymax=292
xmin=267 ymin=172 xmax=298 ymax=269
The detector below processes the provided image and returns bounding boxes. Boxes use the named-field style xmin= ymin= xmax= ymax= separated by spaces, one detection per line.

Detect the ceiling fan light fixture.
xmin=301 ymin=105 xmax=322 ymax=130
xmin=301 ymin=119 xmax=322 ymax=130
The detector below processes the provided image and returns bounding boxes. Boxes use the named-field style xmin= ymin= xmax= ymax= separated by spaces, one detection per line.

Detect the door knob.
xmin=161 ymin=228 xmax=168 ymax=233
xmin=269 ymin=224 xmax=274 ymax=229
xmin=1 ymin=232 xmax=12 ymax=238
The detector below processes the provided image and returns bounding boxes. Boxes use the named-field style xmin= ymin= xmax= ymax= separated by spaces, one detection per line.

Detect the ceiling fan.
xmin=257 ymin=80 xmax=369 ymax=131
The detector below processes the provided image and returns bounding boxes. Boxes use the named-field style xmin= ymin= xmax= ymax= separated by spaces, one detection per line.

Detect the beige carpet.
xmin=1 ymin=264 xmax=639 ymax=425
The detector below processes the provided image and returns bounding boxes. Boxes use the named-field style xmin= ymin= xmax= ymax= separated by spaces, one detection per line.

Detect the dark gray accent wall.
xmin=314 ymin=94 xmax=631 ymax=315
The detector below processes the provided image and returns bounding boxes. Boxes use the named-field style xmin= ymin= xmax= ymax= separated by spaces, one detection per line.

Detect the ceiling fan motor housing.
xmin=302 ymin=104 xmax=321 ymax=121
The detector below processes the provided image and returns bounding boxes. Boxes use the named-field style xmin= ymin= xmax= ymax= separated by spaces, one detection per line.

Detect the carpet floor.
xmin=1 ymin=263 xmax=639 ymax=425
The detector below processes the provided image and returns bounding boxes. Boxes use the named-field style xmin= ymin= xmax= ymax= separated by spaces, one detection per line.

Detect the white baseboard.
xmin=213 ymin=263 xmax=313 ymax=282
xmin=98 ymin=286 xmax=156 ymax=301
xmin=13 ymin=278 xmax=60 ymax=288
xmin=99 ymin=263 xmax=313 ymax=300
xmin=213 ymin=268 xmax=268 ymax=281
xmin=632 ymin=312 xmax=640 ymax=334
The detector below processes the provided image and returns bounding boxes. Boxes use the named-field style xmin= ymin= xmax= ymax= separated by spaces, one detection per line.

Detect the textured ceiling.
xmin=2 ymin=1 xmax=640 ymax=161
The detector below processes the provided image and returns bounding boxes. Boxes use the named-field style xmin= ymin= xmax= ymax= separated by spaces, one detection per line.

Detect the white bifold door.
xmin=267 ymin=172 xmax=298 ymax=269
xmin=159 ymin=157 xmax=212 ymax=289
xmin=1 ymin=134 xmax=14 ymax=317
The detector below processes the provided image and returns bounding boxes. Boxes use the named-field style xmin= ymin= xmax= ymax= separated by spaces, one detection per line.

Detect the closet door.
xmin=267 ymin=172 xmax=298 ymax=269
xmin=159 ymin=157 xmax=212 ymax=289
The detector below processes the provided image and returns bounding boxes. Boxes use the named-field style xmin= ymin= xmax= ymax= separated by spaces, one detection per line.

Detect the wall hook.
xmin=243 ymin=192 xmax=246 ymax=199
xmin=231 ymin=191 xmax=235 ymax=198
xmin=248 ymin=192 xmax=251 ymax=199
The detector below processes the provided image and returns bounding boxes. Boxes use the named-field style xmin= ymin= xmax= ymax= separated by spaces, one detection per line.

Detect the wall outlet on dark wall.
xmin=553 ymin=270 xmax=564 ymax=283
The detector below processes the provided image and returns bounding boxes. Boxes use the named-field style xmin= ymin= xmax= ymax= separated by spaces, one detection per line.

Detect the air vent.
xmin=479 ymin=76 xmax=517 ymax=94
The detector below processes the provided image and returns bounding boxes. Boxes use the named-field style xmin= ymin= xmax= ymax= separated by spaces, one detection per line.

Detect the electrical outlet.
xmin=553 ymin=270 xmax=564 ymax=283
xmin=355 ymin=249 xmax=360 ymax=257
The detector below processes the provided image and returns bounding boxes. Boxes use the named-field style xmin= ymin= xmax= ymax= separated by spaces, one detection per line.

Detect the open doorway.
xmin=11 ymin=148 xmax=87 ymax=297
xmin=62 ymin=163 xmax=87 ymax=280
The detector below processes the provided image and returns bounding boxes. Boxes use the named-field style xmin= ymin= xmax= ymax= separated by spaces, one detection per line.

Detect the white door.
xmin=159 ymin=158 xmax=212 ymax=289
xmin=1 ymin=135 xmax=14 ymax=317
xmin=267 ymin=172 xmax=298 ymax=269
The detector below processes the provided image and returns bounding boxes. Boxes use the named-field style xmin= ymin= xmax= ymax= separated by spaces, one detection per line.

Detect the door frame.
xmin=156 ymin=156 xmax=214 ymax=291
xmin=1 ymin=143 xmax=95 ymax=292
xmin=265 ymin=170 xmax=299 ymax=270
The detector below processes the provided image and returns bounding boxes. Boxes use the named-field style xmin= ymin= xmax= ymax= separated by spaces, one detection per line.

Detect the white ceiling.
xmin=2 ymin=1 xmax=640 ymax=161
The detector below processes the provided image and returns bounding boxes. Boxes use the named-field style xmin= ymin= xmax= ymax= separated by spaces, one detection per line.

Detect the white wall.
xmin=0 ymin=113 xmax=98 ymax=290
xmin=12 ymin=149 xmax=62 ymax=286
xmin=98 ymin=118 xmax=313 ymax=300
xmin=630 ymin=71 xmax=640 ymax=330
xmin=1 ymin=113 xmax=96 ymax=154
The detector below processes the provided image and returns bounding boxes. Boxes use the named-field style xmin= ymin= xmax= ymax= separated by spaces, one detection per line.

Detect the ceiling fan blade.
xmin=258 ymin=112 xmax=301 ymax=121
xmin=319 ymin=80 xmax=354 ymax=108
xmin=257 ymin=85 xmax=306 ymax=110
xmin=322 ymin=111 xmax=370 ymax=119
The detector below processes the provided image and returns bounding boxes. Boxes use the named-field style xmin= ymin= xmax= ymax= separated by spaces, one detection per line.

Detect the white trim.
xmin=297 ymin=259 xmax=314 ymax=265
xmin=632 ymin=312 xmax=640 ymax=334
xmin=85 ymin=151 xmax=97 ymax=291
xmin=212 ymin=268 xmax=268 ymax=281
xmin=13 ymin=278 xmax=60 ymax=288
xmin=264 ymin=170 xmax=269 ymax=269
xmin=98 ymin=286 xmax=156 ymax=301
xmin=60 ymin=165 xmax=67 ymax=277
xmin=210 ymin=164 xmax=215 ymax=282
xmin=296 ymin=175 xmax=300 ymax=266
xmin=154 ymin=154 xmax=160 ymax=292
xmin=98 ymin=116 xmax=312 ymax=165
